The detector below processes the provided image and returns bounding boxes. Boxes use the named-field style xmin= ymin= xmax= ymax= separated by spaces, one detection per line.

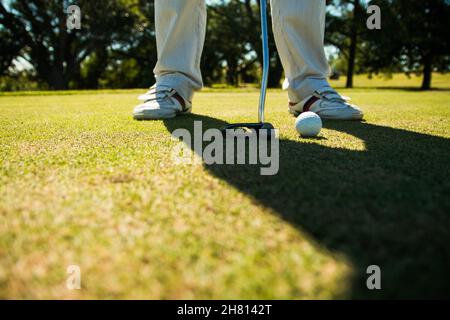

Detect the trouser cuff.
xmin=284 ymin=77 xmax=331 ymax=102
xmin=156 ymin=73 xmax=197 ymax=102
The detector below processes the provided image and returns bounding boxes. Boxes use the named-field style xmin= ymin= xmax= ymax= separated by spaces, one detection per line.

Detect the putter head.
xmin=221 ymin=122 xmax=275 ymax=138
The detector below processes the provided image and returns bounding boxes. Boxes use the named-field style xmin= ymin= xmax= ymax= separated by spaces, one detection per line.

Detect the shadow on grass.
xmin=164 ymin=114 xmax=450 ymax=299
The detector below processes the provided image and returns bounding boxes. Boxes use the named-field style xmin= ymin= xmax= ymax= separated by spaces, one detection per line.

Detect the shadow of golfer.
xmin=163 ymin=114 xmax=450 ymax=299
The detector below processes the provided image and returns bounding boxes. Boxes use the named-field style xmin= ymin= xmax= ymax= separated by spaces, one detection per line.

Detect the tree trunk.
xmin=83 ymin=49 xmax=108 ymax=89
xmin=268 ymin=53 xmax=283 ymax=88
xmin=421 ymin=52 xmax=433 ymax=90
xmin=346 ymin=0 xmax=361 ymax=89
xmin=346 ymin=38 xmax=356 ymax=88
xmin=226 ymin=61 xmax=239 ymax=87
xmin=49 ymin=70 xmax=68 ymax=90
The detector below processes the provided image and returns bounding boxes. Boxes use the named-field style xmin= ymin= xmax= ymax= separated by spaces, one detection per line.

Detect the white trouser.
xmin=154 ymin=0 xmax=330 ymax=103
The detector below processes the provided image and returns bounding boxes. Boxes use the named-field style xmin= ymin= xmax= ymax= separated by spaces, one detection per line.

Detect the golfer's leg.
xmin=271 ymin=0 xmax=330 ymax=102
xmin=154 ymin=0 xmax=206 ymax=101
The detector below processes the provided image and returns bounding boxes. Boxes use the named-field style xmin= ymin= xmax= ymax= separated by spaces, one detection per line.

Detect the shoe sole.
xmin=288 ymin=107 xmax=364 ymax=121
xmin=133 ymin=108 xmax=192 ymax=121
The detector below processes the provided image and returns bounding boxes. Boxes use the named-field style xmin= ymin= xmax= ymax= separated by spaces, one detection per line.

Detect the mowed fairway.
xmin=1 ymin=75 xmax=449 ymax=299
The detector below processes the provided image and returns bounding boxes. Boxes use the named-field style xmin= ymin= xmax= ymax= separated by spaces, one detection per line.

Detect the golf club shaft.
xmin=258 ymin=0 xmax=269 ymax=124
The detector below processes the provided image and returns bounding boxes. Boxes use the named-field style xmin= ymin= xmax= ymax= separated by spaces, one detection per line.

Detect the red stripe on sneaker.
xmin=172 ymin=92 xmax=186 ymax=109
xmin=303 ymin=96 xmax=320 ymax=112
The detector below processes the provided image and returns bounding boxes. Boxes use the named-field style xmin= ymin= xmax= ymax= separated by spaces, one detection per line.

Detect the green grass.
xmin=0 ymin=76 xmax=449 ymax=299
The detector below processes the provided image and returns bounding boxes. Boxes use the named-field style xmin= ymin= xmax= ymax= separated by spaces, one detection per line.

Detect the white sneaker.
xmin=289 ymin=87 xmax=364 ymax=120
xmin=133 ymin=85 xmax=192 ymax=120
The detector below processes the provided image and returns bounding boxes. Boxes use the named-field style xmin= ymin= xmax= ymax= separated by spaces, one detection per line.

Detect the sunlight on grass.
xmin=0 ymin=75 xmax=449 ymax=299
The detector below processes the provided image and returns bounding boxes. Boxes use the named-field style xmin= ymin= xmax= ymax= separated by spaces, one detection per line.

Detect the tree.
xmin=361 ymin=0 xmax=450 ymax=90
xmin=99 ymin=0 xmax=158 ymax=89
xmin=326 ymin=0 xmax=367 ymax=88
xmin=393 ymin=0 xmax=449 ymax=90
xmin=0 ymin=0 xmax=137 ymax=90
xmin=0 ymin=20 xmax=23 ymax=76
xmin=202 ymin=0 xmax=283 ymax=88
xmin=241 ymin=0 xmax=283 ymax=88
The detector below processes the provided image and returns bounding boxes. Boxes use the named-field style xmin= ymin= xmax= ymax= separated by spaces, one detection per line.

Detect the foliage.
xmin=362 ymin=0 xmax=450 ymax=89
xmin=0 ymin=0 xmax=138 ymax=89
xmin=0 ymin=0 xmax=448 ymax=91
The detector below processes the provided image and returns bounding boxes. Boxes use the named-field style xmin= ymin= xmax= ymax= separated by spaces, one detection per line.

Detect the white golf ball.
xmin=295 ymin=112 xmax=322 ymax=137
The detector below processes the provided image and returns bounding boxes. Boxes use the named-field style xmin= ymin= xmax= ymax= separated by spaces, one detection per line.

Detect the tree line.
xmin=0 ymin=0 xmax=448 ymax=91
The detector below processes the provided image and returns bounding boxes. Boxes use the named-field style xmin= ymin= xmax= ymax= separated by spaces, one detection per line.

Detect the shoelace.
xmin=138 ymin=86 xmax=176 ymax=103
xmin=314 ymin=89 xmax=351 ymax=103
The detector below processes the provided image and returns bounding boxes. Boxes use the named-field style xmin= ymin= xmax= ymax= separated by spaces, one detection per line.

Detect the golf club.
xmin=221 ymin=0 xmax=275 ymax=136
